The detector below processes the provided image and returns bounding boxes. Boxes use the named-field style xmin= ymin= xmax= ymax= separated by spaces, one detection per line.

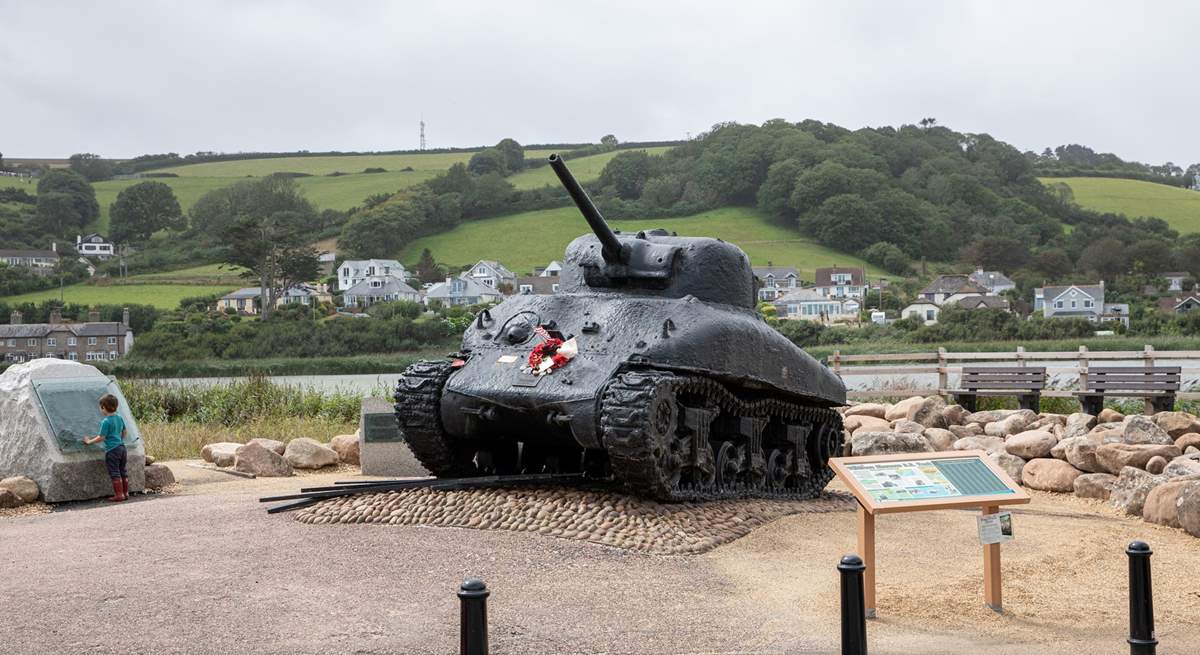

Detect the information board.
xmin=830 ymin=450 xmax=1029 ymax=515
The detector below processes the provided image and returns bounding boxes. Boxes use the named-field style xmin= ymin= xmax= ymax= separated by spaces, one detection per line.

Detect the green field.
xmin=508 ymin=147 xmax=673 ymax=190
xmin=399 ymin=206 xmax=882 ymax=279
xmin=1040 ymin=177 xmax=1200 ymax=233
xmin=3 ymin=283 xmax=236 ymax=309
xmin=156 ymin=149 xmax=557 ymax=177
xmin=132 ymin=263 xmax=247 ymax=285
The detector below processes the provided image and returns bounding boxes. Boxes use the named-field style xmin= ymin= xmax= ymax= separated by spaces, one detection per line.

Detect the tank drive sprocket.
xmin=394 ymin=360 xmax=476 ymax=477
xmin=599 ymin=370 xmax=842 ymax=501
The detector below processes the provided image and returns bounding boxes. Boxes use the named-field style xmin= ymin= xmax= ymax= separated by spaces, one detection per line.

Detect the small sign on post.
xmin=830 ymin=450 xmax=1030 ymax=617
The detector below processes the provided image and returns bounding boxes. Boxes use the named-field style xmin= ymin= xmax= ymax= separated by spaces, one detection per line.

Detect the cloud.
xmin=1 ymin=0 xmax=1196 ymax=164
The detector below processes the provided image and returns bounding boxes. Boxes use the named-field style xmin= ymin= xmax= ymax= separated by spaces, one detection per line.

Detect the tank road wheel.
xmin=599 ymin=371 xmax=687 ymax=499
xmin=766 ymin=448 xmax=791 ymax=490
xmin=714 ymin=441 xmax=743 ymax=489
xmin=394 ymin=360 xmax=476 ymax=477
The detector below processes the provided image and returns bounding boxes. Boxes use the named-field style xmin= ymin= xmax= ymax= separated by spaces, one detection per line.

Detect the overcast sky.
xmin=1 ymin=1 xmax=1196 ymax=164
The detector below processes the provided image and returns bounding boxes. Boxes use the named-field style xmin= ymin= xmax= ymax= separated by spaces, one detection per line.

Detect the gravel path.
xmin=2 ymin=463 xmax=1198 ymax=654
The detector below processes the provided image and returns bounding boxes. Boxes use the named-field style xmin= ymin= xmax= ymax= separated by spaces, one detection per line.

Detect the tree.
xmin=36 ymin=169 xmax=99 ymax=227
xmin=860 ymin=242 xmax=911 ymax=275
xmin=756 ymin=159 xmax=805 ymax=217
xmin=467 ymin=148 xmax=507 ymax=176
xmin=463 ymin=173 xmax=513 ymax=217
xmin=1078 ymin=237 xmax=1128 ymax=279
xmin=413 ymin=248 xmax=444 ymax=283
xmin=600 ymin=134 xmax=618 ymax=149
xmin=495 ymin=138 xmax=525 ymax=173
xmin=36 ymin=192 xmax=84 ymax=235
xmin=211 ymin=176 xmax=319 ymax=319
xmin=919 ymin=117 xmax=938 ymax=128
xmin=598 ymin=150 xmax=654 ymax=200
xmin=109 ymin=181 xmax=183 ymax=243
xmin=1031 ymin=248 xmax=1073 ymax=279
xmin=68 ymin=153 xmax=114 ymax=182
xmin=800 ymin=194 xmax=884 ymax=253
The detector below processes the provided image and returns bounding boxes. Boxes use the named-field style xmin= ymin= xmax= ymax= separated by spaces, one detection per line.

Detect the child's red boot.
xmin=107 ymin=479 xmax=125 ymax=502
xmin=121 ymin=477 xmax=130 ymax=500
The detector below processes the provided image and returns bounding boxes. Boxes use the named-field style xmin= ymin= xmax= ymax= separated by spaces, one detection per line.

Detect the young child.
xmin=82 ymin=394 xmax=128 ymax=502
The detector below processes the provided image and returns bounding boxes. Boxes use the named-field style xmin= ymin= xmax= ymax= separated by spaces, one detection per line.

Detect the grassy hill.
xmin=509 ymin=147 xmax=673 ymax=190
xmin=3 ymin=283 xmax=236 ymax=309
xmin=1040 ymin=177 xmax=1200 ymax=233
xmin=399 ymin=206 xmax=882 ymax=280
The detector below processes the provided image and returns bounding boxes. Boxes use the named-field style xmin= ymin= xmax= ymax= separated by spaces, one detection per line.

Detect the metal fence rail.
xmin=830 ymin=345 xmax=1200 ymax=402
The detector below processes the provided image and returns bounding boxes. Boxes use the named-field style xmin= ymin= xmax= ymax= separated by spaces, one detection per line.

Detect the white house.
xmin=773 ymin=288 xmax=859 ymax=323
xmin=919 ymin=275 xmax=988 ymax=305
xmin=901 ymin=301 xmax=942 ymax=325
xmin=968 ymin=268 xmax=1016 ymax=296
xmin=814 ymin=267 xmax=865 ymax=298
xmin=536 ymin=261 xmax=563 ymax=277
xmin=1162 ymin=272 xmax=1189 ymax=292
xmin=425 ymin=276 xmax=504 ymax=306
xmin=464 ymin=260 xmax=516 ymax=291
xmin=343 ymin=277 xmax=419 ymax=307
xmin=1037 ymin=282 xmax=1129 ymax=327
xmin=76 ymin=234 xmax=115 ymax=260
xmin=338 ymin=259 xmax=406 ymax=291
xmin=753 ymin=266 xmax=799 ymax=301
xmin=276 ymin=283 xmax=334 ymax=308
xmin=219 ymin=288 xmax=262 ymax=315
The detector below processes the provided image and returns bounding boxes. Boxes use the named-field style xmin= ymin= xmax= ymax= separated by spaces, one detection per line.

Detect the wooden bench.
xmin=950 ymin=367 xmax=1046 ymax=413
xmin=1075 ymin=366 xmax=1180 ymax=415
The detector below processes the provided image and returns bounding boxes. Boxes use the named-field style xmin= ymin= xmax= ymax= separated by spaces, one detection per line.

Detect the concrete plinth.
xmin=0 ymin=359 xmax=145 ymax=502
xmin=359 ymin=396 xmax=429 ymax=477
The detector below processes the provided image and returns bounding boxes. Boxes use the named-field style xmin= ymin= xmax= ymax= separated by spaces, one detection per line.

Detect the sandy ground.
xmin=1 ymin=461 xmax=1198 ymax=654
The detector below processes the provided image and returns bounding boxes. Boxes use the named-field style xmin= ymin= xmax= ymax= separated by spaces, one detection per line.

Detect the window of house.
xmin=342 ymin=267 xmax=349 ymax=276
xmin=371 ymin=280 xmax=382 ymax=288
xmin=551 ymin=284 xmax=560 ymax=292
xmin=68 ymin=337 xmax=76 ymax=346
xmin=68 ymin=352 xmax=77 ymax=361
xmin=107 ymin=336 xmax=117 ymax=345
xmin=27 ymin=338 xmax=37 ymax=346
xmin=1071 ymin=300 xmax=1077 ymax=308
xmin=47 ymin=337 xmax=56 ymax=347
xmin=88 ymin=337 xmax=97 ymax=345
xmin=5 ymin=339 xmax=13 ymax=347
xmin=367 ymin=266 xmax=375 ymax=275
xmin=926 ymin=309 xmax=936 ymax=321
xmin=110 ymin=351 xmax=118 ymax=360
xmin=1055 ymin=300 xmax=1064 ymax=309
xmin=1084 ymin=300 xmax=1093 ymax=308
xmin=519 ymin=284 xmax=533 ymax=294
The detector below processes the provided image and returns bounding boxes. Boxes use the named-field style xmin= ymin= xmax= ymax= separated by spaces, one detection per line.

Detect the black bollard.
xmin=838 ymin=554 xmax=868 ymax=655
xmin=1126 ymin=541 xmax=1157 ymax=654
xmin=458 ymin=577 xmax=490 ymax=655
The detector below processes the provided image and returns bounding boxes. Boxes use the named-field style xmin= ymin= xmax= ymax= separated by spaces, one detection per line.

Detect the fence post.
xmin=832 ymin=350 xmax=842 ymax=375
xmin=1015 ymin=345 xmax=1026 ymax=368
xmin=937 ymin=347 xmax=948 ymax=395
xmin=459 ymin=577 xmax=490 ymax=655
xmin=1078 ymin=345 xmax=1090 ymax=393
xmin=838 ymin=554 xmax=868 ymax=655
xmin=1126 ymin=541 xmax=1157 ymax=655
xmin=1143 ymin=346 xmax=1156 ymax=414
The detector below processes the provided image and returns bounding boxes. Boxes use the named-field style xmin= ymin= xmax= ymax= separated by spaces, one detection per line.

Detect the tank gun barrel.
xmin=548 ymin=154 xmax=626 ymax=263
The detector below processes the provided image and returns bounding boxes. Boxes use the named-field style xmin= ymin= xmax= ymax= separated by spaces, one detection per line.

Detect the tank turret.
xmin=395 ymin=155 xmax=846 ymax=501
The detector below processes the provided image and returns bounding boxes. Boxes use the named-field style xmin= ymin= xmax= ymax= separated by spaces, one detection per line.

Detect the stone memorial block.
xmin=359 ymin=396 xmax=427 ymax=476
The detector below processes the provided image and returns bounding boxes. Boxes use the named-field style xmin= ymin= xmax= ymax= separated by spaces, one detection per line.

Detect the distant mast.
xmin=419 ymin=119 xmax=426 ymax=151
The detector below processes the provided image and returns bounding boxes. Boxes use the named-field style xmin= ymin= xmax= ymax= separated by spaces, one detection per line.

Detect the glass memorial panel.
xmin=32 ymin=377 xmax=141 ymax=454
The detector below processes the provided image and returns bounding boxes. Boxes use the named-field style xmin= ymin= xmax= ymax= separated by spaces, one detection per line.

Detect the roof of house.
xmin=280 ymin=283 xmax=330 ymax=298
xmin=470 ymin=260 xmax=515 ymax=279
xmin=1043 ymin=284 xmax=1104 ymax=304
xmin=0 ymin=249 xmax=59 ymax=258
xmin=80 ymin=233 xmax=109 ymax=243
xmin=343 ymin=277 xmax=418 ymax=297
xmin=920 ymin=275 xmax=988 ymax=296
xmin=968 ymin=269 xmax=1015 ymax=289
xmin=221 ymin=287 xmax=262 ymax=300
xmin=753 ymin=266 xmax=798 ymax=279
xmin=426 ymin=276 xmax=504 ymax=300
xmin=339 ymin=259 xmax=405 ymax=273
xmin=0 ymin=322 xmax=127 ymax=339
xmin=954 ymin=295 xmax=1011 ymax=310
xmin=1162 ymin=272 xmax=1189 ymax=278
xmin=774 ymin=288 xmax=833 ymax=303
xmin=515 ymin=276 xmax=559 ymax=294
xmin=814 ymin=267 xmax=864 ymax=286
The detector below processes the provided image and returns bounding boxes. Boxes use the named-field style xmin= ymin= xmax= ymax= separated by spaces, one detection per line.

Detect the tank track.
xmin=600 ymin=370 xmax=842 ymax=501
xmin=393 ymin=360 xmax=476 ymax=477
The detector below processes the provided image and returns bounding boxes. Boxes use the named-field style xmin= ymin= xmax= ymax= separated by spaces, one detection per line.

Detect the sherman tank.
xmin=394 ymin=154 xmax=846 ymax=501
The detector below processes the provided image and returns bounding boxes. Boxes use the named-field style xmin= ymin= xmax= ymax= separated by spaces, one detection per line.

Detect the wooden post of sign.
xmin=856 ymin=502 xmax=877 ymax=618
xmin=981 ymin=505 xmax=1002 ymax=612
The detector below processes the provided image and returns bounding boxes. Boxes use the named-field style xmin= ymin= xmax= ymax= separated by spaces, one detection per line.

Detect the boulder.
xmin=1163 ymin=453 xmax=1200 ymax=478
xmin=989 ymin=451 xmax=1026 ymax=481
xmin=0 ymin=489 xmax=23 ymax=508
xmin=850 ymin=432 xmax=933 ymax=457
xmin=923 ymin=428 xmax=956 ymax=451
xmin=0 ymin=476 xmax=39 ymax=503
xmin=1189 ymin=446 xmax=1200 ymax=455
xmin=1174 ymin=433 xmax=1200 ymax=452
xmin=1098 ymin=408 xmax=1125 ymax=423
xmin=246 ymin=438 xmax=286 ymax=456
xmin=143 ymin=463 xmax=175 ymax=489
xmin=283 ymin=438 xmax=340 ymax=470
xmin=1146 ymin=455 xmax=1168 ymax=475
xmin=144 ymin=455 xmax=156 ymax=466
xmin=892 ymin=420 xmax=924 ymax=434
xmin=1175 ymin=481 xmax=1200 ymax=538
xmin=963 ymin=410 xmax=1011 ymax=425
xmin=984 ymin=413 xmax=1030 ymax=437
xmin=1154 ymin=411 xmax=1200 ymax=439
xmin=1021 ymin=459 xmax=1083 ymax=492
xmin=329 ymin=434 xmax=360 ymax=466
xmin=1095 ymin=443 xmax=1182 ymax=475
xmin=844 ymin=403 xmax=888 ymax=420
xmin=1122 ymin=415 xmax=1173 ymax=446
xmin=884 ymin=396 xmax=926 ymax=422
xmin=201 ymin=442 xmax=242 ymax=467
xmin=1094 ymin=428 xmax=1126 ymax=444
xmin=1005 ymin=430 xmax=1058 ymax=459
xmin=1142 ymin=479 xmax=1200 ymax=527
xmin=941 ymin=404 xmax=966 ymax=426
xmin=846 ymin=415 xmax=891 ymax=435
xmin=1058 ymin=437 xmax=1103 ymax=473
xmin=1073 ymin=473 xmax=1117 ymax=500
xmin=949 ymin=424 xmax=984 ymax=439
xmin=911 ymin=396 xmax=948 ymax=429
xmin=1062 ymin=413 xmax=1096 ymax=441
xmin=234 ymin=442 xmax=294 ymax=477
xmin=1109 ymin=467 xmax=1166 ymax=516
xmin=952 ymin=436 xmax=1006 ymax=453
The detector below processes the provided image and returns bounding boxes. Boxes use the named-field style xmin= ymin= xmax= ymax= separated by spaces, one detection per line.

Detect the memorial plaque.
xmin=360 ymin=397 xmax=402 ymax=443
xmin=32 ymin=377 xmax=141 ymax=454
